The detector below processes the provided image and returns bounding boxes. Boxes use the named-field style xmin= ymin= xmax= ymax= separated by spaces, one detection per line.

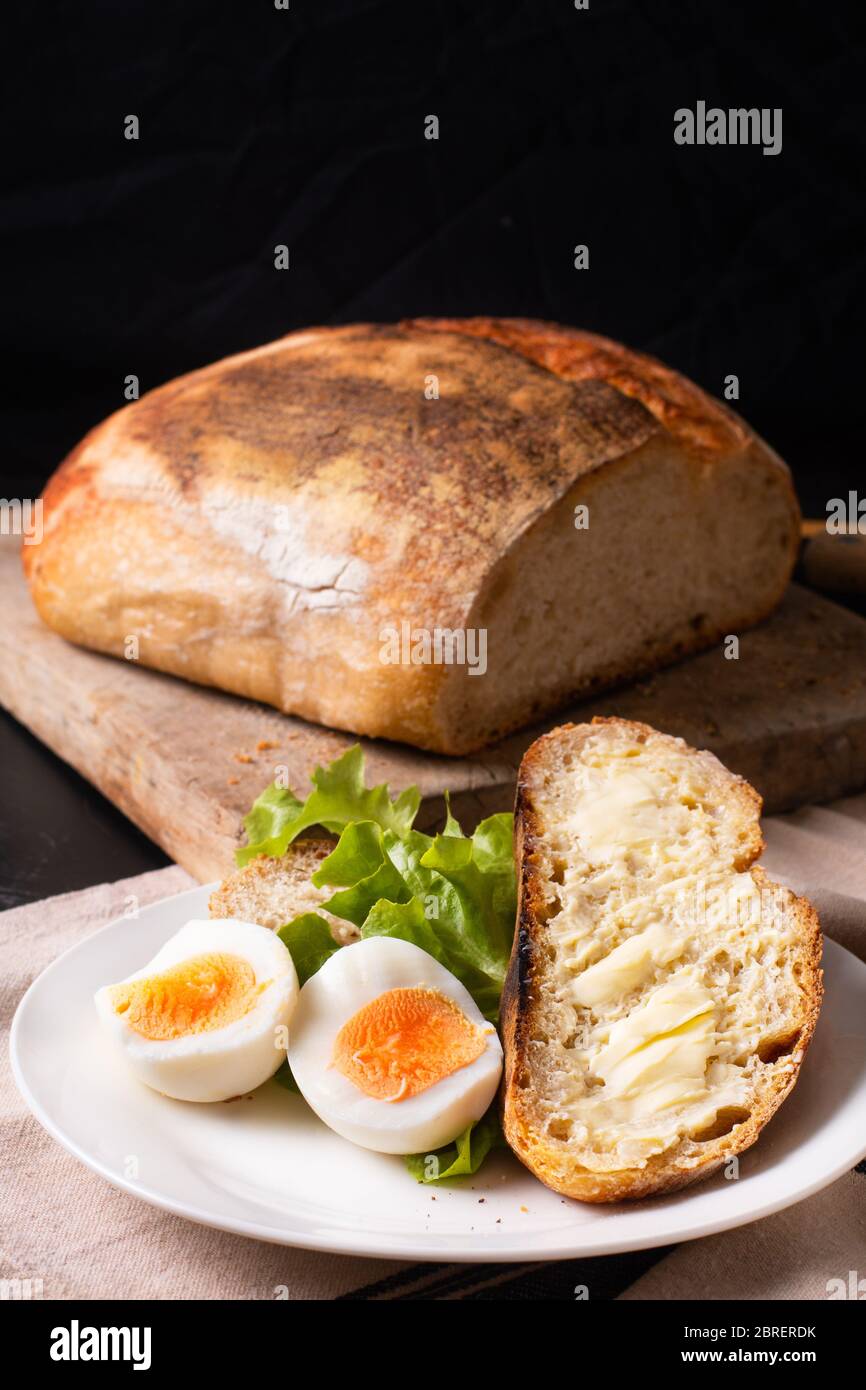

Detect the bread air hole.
xmin=547 ymin=1118 xmax=572 ymax=1142
xmin=757 ymin=1031 xmax=799 ymax=1065
xmin=537 ymin=889 xmax=563 ymax=924
xmin=693 ymin=1106 xmax=751 ymax=1142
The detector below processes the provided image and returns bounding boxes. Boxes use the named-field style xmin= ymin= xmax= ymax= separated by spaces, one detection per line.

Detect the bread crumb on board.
xmin=232 ymin=738 xmax=279 ymax=763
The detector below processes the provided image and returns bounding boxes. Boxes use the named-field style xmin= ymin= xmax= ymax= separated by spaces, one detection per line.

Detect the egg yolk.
xmin=332 ymin=987 xmax=487 ymax=1102
xmin=110 ymin=952 xmax=265 ymax=1040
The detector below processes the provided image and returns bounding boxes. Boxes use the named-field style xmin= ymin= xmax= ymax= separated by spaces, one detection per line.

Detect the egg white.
xmin=288 ymin=936 xmax=503 ymax=1154
xmin=94 ymin=918 xmax=298 ymax=1102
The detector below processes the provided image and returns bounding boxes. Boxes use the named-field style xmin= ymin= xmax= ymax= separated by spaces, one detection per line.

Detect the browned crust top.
xmin=407 ymin=317 xmax=773 ymax=463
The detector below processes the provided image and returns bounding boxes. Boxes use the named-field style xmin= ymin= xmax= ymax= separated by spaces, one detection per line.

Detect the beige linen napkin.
xmin=2 ymin=797 xmax=865 ymax=1301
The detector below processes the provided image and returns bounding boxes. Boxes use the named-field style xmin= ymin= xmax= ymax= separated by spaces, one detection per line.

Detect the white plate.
xmin=11 ymin=884 xmax=866 ymax=1262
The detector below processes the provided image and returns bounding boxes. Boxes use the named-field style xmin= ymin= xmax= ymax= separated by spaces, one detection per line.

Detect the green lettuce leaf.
xmin=441 ymin=790 xmax=463 ymax=838
xmin=312 ymin=821 xmax=411 ymax=926
xmin=236 ymin=745 xmax=421 ymax=866
xmin=308 ymin=815 xmax=515 ymax=1020
xmin=360 ymin=896 xmax=451 ymax=964
xmin=404 ymin=1107 xmax=505 ymax=1183
xmin=418 ymin=817 xmax=516 ymax=978
xmin=277 ymin=913 xmax=340 ymax=985
xmin=272 ymin=1059 xmax=300 ymax=1094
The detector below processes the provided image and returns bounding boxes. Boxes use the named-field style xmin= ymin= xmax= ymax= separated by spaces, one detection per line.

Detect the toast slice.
xmin=501 ymin=717 xmax=822 ymax=1203
xmin=208 ymin=838 xmax=356 ymax=944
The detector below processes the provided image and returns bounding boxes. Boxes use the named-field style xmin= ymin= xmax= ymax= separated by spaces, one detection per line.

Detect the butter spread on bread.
xmin=501 ymin=717 xmax=822 ymax=1202
xmin=25 ymin=320 xmax=799 ymax=754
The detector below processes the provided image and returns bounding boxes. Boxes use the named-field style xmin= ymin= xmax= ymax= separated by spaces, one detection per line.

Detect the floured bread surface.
xmin=501 ymin=717 xmax=822 ymax=1202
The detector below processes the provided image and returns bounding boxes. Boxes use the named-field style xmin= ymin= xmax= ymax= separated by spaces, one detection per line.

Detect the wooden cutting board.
xmin=3 ymin=534 xmax=866 ymax=883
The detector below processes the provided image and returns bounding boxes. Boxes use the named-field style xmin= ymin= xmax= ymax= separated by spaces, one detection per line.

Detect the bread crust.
xmin=25 ymin=323 xmax=800 ymax=754
xmin=408 ymin=317 xmax=766 ymax=460
xmin=501 ymin=717 xmax=823 ymax=1203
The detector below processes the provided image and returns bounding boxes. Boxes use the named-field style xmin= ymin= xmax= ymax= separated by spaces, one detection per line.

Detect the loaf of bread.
xmin=501 ymin=717 xmax=821 ymax=1202
xmin=25 ymin=320 xmax=800 ymax=754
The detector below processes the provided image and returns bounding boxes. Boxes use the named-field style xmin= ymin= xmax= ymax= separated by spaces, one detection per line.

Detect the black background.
xmin=4 ymin=0 xmax=865 ymax=516
xmin=2 ymin=0 xmax=865 ymax=906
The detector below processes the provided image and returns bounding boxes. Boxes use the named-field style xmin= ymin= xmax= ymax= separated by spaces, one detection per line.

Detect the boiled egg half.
xmin=288 ymin=937 xmax=502 ymax=1153
xmin=94 ymin=919 xmax=298 ymax=1102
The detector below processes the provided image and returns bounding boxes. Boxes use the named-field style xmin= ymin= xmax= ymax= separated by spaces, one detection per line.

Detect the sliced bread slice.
xmin=208 ymin=838 xmax=356 ymax=944
xmin=501 ymin=717 xmax=822 ymax=1202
